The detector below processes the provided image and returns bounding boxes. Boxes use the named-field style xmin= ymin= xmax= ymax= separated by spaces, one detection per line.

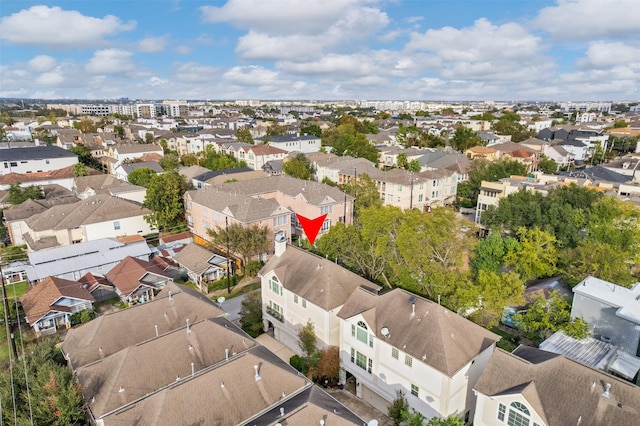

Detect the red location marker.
xmin=295 ymin=213 xmax=327 ymax=245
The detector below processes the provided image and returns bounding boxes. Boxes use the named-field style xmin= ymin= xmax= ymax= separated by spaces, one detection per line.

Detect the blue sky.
xmin=1 ymin=0 xmax=638 ymax=101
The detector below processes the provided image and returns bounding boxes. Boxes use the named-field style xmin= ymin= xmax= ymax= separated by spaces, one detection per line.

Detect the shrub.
xmin=290 ymin=354 xmax=308 ymax=375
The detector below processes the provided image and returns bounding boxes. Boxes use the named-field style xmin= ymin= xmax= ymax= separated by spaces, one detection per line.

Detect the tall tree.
xmin=464 ymin=270 xmax=525 ymax=327
xmin=300 ymin=124 xmax=322 ymax=137
xmin=503 ymin=227 xmax=557 ymax=281
xmin=341 ymin=173 xmax=383 ymax=215
xmin=127 ymin=167 xmax=157 ymax=188
xmin=283 ymin=153 xmax=314 ymax=180
xmin=159 ymin=152 xmax=180 ymax=171
xmin=451 ymin=126 xmax=482 ymax=151
xmin=72 ymin=163 xmax=89 ymax=177
xmin=68 ymin=145 xmax=101 ymax=170
xmin=236 ymin=127 xmax=254 ymax=143
xmin=7 ymin=183 xmax=44 ymax=204
xmin=207 ymin=222 xmax=269 ymax=272
xmin=298 ymin=320 xmax=317 ymax=363
xmin=142 ymin=171 xmax=191 ymax=231
xmin=239 ymin=289 xmax=263 ymax=337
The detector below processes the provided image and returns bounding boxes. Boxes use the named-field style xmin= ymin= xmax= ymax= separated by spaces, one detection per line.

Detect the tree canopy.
xmin=127 ymin=167 xmax=157 ymax=188
xmin=200 ymin=146 xmax=247 ymax=171
xmin=207 ymin=222 xmax=268 ymax=272
xmin=7 ymin=183 xmax=44 ymax=204
xmin=142 ymin=171 xmax=191 ymax=231
xmin=321 ymin=123 xmax=379 ymax=163
xmin=451 ymin=126 xmax=483 ymax=151
xmin=283 ymin=153 xmax=314 ymax=180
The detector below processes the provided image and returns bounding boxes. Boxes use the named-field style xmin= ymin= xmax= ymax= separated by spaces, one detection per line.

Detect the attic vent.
xmin=118 ymin=386 xmax=124 ymax=393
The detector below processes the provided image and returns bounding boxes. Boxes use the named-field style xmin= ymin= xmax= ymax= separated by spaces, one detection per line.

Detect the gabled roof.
xmin=100 ymin=346 xmax=309 ymax=426
xmin=338 ymin=287 xmax=499 ymax=376
xmin=0 ymin=164 xmax=101 ymax=185
xmin=260 ymin=245 xmax=380 ymax=311
xmin=242 ymin=144 xmax=288 ymax=155
xmin=25 ymin=194 xmax=151 ymax=231
xmin=61 ymin=282 xmax=225 ymax=369
xmin=21 ymin=276 xmax=94 ymax=323
xmin=118 ymin=161 xmax=163 ymax=174
xmin=474 ymin=347 xmax=640 ymax=426
xmin=173 ymin=242 xmax=226 ymax=275
xmin=113 ymin=144 xmax=163 ymax=155
xmin=78 ymin=272 xmax=111 ymax=292
xmin=78 ymin=317 xmax=256 ymax=419
xmin=0 ymin=145 xmax=77 ymax=161
xmin=106 ymin=256 xmax=171 ymax=296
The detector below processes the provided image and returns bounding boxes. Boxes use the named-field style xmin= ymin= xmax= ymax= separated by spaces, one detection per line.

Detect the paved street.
xmin=218 ymin=293 xmax=245 ymax=323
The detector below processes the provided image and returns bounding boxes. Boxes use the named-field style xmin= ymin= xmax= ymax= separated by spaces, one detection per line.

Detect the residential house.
xmin=571 ymin=276 xmax=640 ymax=359
xmin=172 ymin=242 xmax=231 ymax=292
xmin=3 ymin=196 xmax=79 ymax=246
xmin=239 ymin=144 xmax=288 ymax=170
xmin=24 ymin=237 xmax=151 ymax=284
xmin=473 ymin=346 xmax=640 ymax=426
xmin=61 ymin=282 xmax=225 ymax=370
xmin=0 ymin=145 xmax=78 ymax=176
xmin=19 ymin=194 xmax=155 ymax=251
xmin=465 ymin=146 xmax=499 ymax=161
xmin=73 ymin=174 xmax=147 ymax=203
xmin=490 ymin=142 xmax=540 ymax=173
xmin=337 ymin=287 xmax=499 ymax=422
xmin=77 ymin=272 xmax=117 ymax=303
xmin=0 ymin=164 xmax=101 ymax=191
xmin=263 ymin=134 xmax=322 ymax=153
xmin=55 ymin=128 xmax=85 ymax=149
xmin=260 ymin=237 xmax=381 ymax=354
xmin=21 ymin=276 xmax=95 ymax=336
xmin=475 ymin=179 xmax=524 ymax=224
xmin=106 ymin=256 xmax=173 ymax=304
xmin=185 ymin=175 xmax=353 ymax=250
xmin=113 ymin=161 xmax=162 ymax=182
xmin=555 ymin=139 xmax=590 ymax=163
xmin=109 ymin=143 xmax=164 ymax=163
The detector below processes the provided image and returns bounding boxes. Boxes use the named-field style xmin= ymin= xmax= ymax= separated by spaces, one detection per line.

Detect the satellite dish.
xmin=380 ymin=327 xmax=390 ymax=337
xmin=368 ymin=420 xmax=379 ymax=426
xmin=275 ymin=231 xmax=287 ymax=243
xmin=217 ymin=297 xmax=226 ymax=305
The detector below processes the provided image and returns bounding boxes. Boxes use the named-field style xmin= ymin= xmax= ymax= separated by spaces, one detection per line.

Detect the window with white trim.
xmin=294 ymin=294 xmax=298 ymax=304
xmin=321 ymin=218 xmax=331 ymax=232
xmin=392 ymin=348 xmax=399 ymax=359
xmin=301 ymin=299 xmax=306 ymax=308
xmin=320 ymin=205 xmax=332 ymax=215
xmin=273 ymin=214 xmax=288 ymax=227
xmin=498 ymin=403 xmax=506 ymax=421
xmin=507 ymin=402 xmax=531 ymax=426
xmin=269 ymin=276 xmax=283 ymax=296
xmin=113 ymin=221 xmax=121 ymax=230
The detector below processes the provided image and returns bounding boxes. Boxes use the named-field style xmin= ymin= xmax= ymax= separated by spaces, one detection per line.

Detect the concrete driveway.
xmin=256 ymin=333 xmax=296 ymax=362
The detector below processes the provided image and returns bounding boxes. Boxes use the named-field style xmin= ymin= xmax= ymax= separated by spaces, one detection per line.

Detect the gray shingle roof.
xmin=0 ymin=145 xmax=77 ymax=161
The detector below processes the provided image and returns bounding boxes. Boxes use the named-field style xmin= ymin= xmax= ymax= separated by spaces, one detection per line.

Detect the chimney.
xmin=191 ymin=362 xmax=195 ymax=377
xmin=155 ymin=325 xmax=159 ymax=337
xmin=274 ymin=231 xmax=287 ymax=257
xmin=168 ymin=291 xmax=173 ymax=301
xmin=254 ymin=364 xmax=261 ymax=381
xmin=225 ymin=348 xmax=229 ymax=361
xmin=603 ymin=383 xmax=611 ymax=398
xmin=186 ymin=319 xmax=191 ymax=334
xmin=411 ymin=303 xmax=415 ymax=317
xmin=280 ymin=407 xmax=285 ymax=417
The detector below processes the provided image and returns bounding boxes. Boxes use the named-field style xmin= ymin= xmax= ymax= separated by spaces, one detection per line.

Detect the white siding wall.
xmin=1 ymin=156 xmax=77 ymax=175
xmin=84 ymin=216 xmax=155 ymax=241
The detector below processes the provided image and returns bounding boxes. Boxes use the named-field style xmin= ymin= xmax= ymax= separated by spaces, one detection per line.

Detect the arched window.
xmin=508 ymin=401 xmax=531 ymax=426
xmin=357 ymin=321 xmax=368 ymax=330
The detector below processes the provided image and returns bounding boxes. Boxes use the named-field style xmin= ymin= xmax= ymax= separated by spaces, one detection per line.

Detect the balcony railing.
xmin=266 ymin=306 xmax=284 ymax=323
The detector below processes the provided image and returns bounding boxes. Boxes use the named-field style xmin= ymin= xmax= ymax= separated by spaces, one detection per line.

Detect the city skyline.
xmin=1 ymin=0 xmax=639 ymax=101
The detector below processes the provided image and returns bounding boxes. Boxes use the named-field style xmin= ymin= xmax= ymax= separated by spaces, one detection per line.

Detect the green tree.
xmin=397 ymin=152 xmax=409 ymax=169
xmin=471 ymin=231 xmax=513 ymax=276
xmin=144 ymin=133 xmax=154 ymax=144
xmin=68 ymin=144 xmax=101 ymax=170
xmin=538 ymin=155 xmax=558 ymax=174
xmin=159 ymin=152 xmax=180 ymax=171
xmin=426 ymin=416 xmax=465 ymax=426
xmin=266 ymin=122 xmax=287 ymax=136
xmin=492 ymin=113 xmax=536 ymax=142
xmin=7 ymin=183 xmax=45 ymax=204
xmin=207 ymin=222 xmax=269 ymax=272
xmin=113 ymin=125 xmax=125 ymax=139
xmin=72 ymin=118 xmax=99 ymax=133
xmin=503 ymin=227 xmax=557 ymax=281
xmin=402 ymin=409 xmax=426 ymax=426
xmin=200 ymin=146 xmax=246 ymax=171
xmin=388 ymin=389 xmax=409 ymax=426
xmin=298 ymin=320 xmax=317 ymax=363
xmin=180 ymin=153 xmax=199 ymax=167
xmin=239 ymin=289 xmax=263 ymax=337
xmin=0 ymin=339 xmax=84 ymax=425
xmin=451 ymin=126 xmax=482 ymax=151
xmin=464 ymin=270 xmax=525 ymax=327
xmin=514 ymin=290 xmax=589 ymax=344
xmin=142 ymin=171 xmax=191 ymax=230
xmin=300 ymin=124 xmax=322 ymax=137
xmin=72 ymin=163 xmax=89 ymax=177
xmin=283 ymin=153 xmax=314 ymax=180
xmin=236 ymin=127 xmax=254 ymax=143
xmin=127 ymin=167 xmax=157 ymax=188
xmin=407 ymin=159 xmax=421 ymax=173
xmin=322 ymin=124 xmax=379 ymax=163
xmin=341 ymin=173 xmax=383 ymax=215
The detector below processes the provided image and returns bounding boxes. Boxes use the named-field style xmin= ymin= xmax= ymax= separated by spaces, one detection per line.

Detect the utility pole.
xmin=409 ymin=172 xmax=414 ymax=210
xmin=226 ymin=216 xmax=231 ymax=294
xmin=1 ymin=262 xmax=19 ymax=362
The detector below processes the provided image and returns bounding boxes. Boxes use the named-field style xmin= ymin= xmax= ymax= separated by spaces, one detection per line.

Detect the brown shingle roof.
xmin=101 ymin=346 xmax=309 ymax=425
xmin=20 ymin=276 xmax=94 ymax=323
xmin=260 ymin=245 xmax=380 ymax=311
xmin=0 ymin=164 xmax=101 ymax=185
xmin=61 ymin=282 xmax=225 ymax=369
xmin=338 ymin=287 xmax=499 ymax=376
xmin=474 ymin=347 xmax=640 ymax=426
xmin=78 ymin=317 xmax=256 ymax=419
xmin=106 ymin=256 xmax=171 ymax=296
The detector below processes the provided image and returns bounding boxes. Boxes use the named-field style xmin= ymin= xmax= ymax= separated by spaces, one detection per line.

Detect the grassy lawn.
xmin=491 ymin=326 xmax=521 ymax=353
xmin=2 ymin=281 xmax=29 ymax=299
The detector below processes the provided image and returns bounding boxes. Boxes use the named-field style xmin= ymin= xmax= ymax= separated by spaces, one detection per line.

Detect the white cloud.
xmin=223 ymin=65 xmax=282 ymax=87
xmin=201 ymin=0 xmax=373 ymax=35
xmin=577 ymin=41 xmax=640 ymax=69
xmin=406 ymin=18 xmax=548 ymax=81
xmin=175 ymin=45 xmax=193 ymax=55
xmin=173 ymin=62 xmax=219 ymax=84
xmin=535 ymin=0 xmax=640 ymax=40
xmin=0 ymin=6 xmax=135 ymax=48
xmin=28 ymin=55 xmax=57 ymax=72
xmin=85 ymin=49 xmax=135 ymax=74
xmin=138 ymin=36 xmax=168 ymax=53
